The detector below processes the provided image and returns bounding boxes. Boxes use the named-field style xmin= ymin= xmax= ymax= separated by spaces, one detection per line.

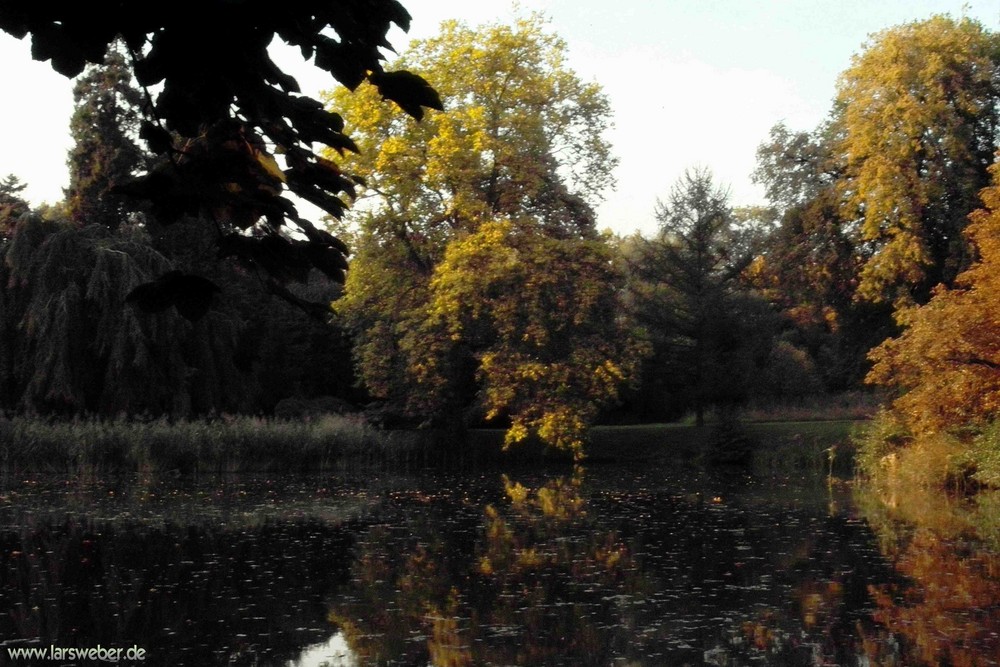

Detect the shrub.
xmin=853 ymin=408 xmax=912 ymax=480
xmin=973 ymin=420 xmax=1000 ymax=488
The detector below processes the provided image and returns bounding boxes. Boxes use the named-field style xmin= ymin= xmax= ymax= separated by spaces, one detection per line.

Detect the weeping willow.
xmin=0 ymin=216 xmax=254 ymax=416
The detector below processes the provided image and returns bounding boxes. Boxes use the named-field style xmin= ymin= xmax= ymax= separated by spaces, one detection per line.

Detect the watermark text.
xmin=7 ymin=644 xmax=146 ymax=663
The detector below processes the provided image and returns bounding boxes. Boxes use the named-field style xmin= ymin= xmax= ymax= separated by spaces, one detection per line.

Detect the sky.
xmin=1 ymin=1 xmax=999 ymax=236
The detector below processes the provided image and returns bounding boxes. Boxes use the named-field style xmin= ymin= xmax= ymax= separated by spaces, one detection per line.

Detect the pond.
xmin=1 ymin=464 xmax=998 ymax=666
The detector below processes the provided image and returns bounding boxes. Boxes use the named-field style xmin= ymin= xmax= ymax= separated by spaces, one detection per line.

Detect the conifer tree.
xmin=629 ymin=169 xmax=767 ymax=425
xmin=65 ymin=42 xmax=149 ymax=230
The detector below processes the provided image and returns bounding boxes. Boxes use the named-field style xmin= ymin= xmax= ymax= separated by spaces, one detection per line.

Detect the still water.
xmin=0 ymin=464 xmax=998 ymax=666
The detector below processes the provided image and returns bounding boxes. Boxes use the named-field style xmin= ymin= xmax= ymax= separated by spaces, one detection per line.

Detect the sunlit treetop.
xmin=835 ymin=14 xmax=1000 ymax=310
xmin=326 ymin=13 xmax=616 ymax=259
xmin=0 ymin=0 xmax=442 ymax=308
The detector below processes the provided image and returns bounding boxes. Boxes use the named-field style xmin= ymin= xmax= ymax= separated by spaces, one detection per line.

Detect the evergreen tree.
xmin=629 ymin=169 xmax=769 ymax=425
xmin=0 ymin=174 xmax=30 ymax=241
xmin=65 ymin=42 xmax=149 ymax=230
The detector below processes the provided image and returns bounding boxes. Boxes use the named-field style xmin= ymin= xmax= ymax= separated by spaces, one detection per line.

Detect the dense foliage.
xmin=65 ymin=42 xmax=148 ymax=230
xmin=327 ymin=15 xmax=635 ymax=452
xmin=752 ymin=15 xmax=1000 ymax=397
xmin=627 ymin=169 xmax=775 ymax=424
xmin=0 ymin=43 xmax=358 ymax=418
xmin=836 ymin=16 xmax=1000 ymax=310
xmin=861 ymin=162 xmax=1000 ymax=485
xmin=0 ymin=0 xmax=442 ymax=311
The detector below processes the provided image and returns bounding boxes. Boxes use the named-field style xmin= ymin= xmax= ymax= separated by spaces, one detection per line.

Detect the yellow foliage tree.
xmin=324 ymin=15 xmax=634 ymax=452
xmin=836 ymin=15 xmax=1000 ymax=310
xmin=427 ymin=222 xmax=643 ymax=458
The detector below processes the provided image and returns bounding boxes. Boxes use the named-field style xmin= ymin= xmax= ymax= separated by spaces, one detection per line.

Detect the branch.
xmin=944 ymin=356 xmax=1000 ymax=371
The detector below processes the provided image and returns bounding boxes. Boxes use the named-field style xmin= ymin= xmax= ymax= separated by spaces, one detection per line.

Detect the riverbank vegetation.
xmin=1 ymin=9 xmax=999 ymax=486
xmin=0 ymin=416 xmax=857 ymax=478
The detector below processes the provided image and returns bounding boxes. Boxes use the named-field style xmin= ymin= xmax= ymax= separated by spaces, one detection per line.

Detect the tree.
xmin=327 ymin=15 xmax=630 ymax=451
xmin=0 ymin=1 xmax=442 ymax=311
xmin=867 ymin=162 xmax=1000 ymax=435
xmin=835 ymin=15 xmax=1000 ymax=310
xmin=751 ymin=123 xmax=895 ymax=390
xmin=753 ymin=122 xmax=841 ymax=212
xmin=326 ymin=14 xmax=614 ymax=254
xmin=426 ymin=223 xmax=642 ymax=458
xmin=629 ymin=169 xmax=766 ymax=425
xmin=0 ymin=174 xmax=30 ymax=241
xmin=65 ymin=41 xmax=149 ymax=230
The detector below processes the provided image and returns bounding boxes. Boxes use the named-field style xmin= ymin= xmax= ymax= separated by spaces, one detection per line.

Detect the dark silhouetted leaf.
xmin=369 ymin=70 xmax=443 ymax=120
xmin=126 ymin=270 xmax=220 ymax=321
xmin=140 ymin=122 xmax=174 ymax=155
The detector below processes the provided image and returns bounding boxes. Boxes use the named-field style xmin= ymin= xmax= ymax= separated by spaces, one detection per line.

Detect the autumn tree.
xmin=835 ymin=15 xmax=1000 ymax=311
xmin=868 ymin=161 xmax=1000 ymax=435
xmin=327 ymin=15 xmax=632 ymax=451
xmin=858 ymin=160 xmax=1000 ymax=487
xmin=426 ymin=223 xmax=641 ymax=458
xmin=629 ymin=169 xmax=769 ymax=426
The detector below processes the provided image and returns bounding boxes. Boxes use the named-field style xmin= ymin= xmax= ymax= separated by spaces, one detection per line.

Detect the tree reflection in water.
xmin=2 ymin=470 xmax=999 ymax=665
xmin=328 ymin=467 xmax=647 ymax=666
xmin=860 ymin=485 xmax=1000 ymax=666
xmin=328 ymin=470 xmax=1000 ymax=666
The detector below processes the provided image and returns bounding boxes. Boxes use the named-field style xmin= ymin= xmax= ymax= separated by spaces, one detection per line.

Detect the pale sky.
xmin=1 ymin=0 xmax=998 ymax=236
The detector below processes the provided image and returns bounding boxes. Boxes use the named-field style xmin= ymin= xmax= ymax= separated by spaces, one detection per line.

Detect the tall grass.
xmin=0 ymin=414 xmax=417 ymax=475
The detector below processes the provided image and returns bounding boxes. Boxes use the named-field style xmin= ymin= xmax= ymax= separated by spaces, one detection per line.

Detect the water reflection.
xmin=0 ymin=469 xmax=998 ymax=665
xmin=859 ymin=485 xmax=1000 ymax=666
xmin=328 ymin=468 xmax=647 ymax=665
xmin=0 ymin=475 xmax=372 ymax=666
xmin=325 ymin=470 xmax=892 ymax=665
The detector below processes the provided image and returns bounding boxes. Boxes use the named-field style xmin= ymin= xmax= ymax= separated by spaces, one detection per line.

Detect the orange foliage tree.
xmin=868 ymin=161 xmax=1000 ymax=436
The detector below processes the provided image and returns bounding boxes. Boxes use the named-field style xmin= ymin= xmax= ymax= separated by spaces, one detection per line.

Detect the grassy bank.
xmin=467 ymin=420 xmax=860 ymax=474
xmin=0 ymin=416 xmax=861 ymax=476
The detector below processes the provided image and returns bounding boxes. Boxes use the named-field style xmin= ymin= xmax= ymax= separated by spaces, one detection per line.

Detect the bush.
xmin=973 ymin=420 xmax=1000 ymax=487
xmin=853 ymin=408 xmax=912 ymax=480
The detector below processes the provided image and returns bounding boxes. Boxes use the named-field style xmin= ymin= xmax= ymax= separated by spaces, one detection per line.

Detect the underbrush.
xmin=853 ymin=409 xmax=997 ymax=491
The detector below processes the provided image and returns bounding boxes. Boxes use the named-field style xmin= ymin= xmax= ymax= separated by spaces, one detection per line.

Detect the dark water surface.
xmin=1 ymin=465 xmax=998 ymax=666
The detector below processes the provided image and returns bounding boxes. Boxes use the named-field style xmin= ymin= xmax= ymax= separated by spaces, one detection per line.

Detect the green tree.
xmin=835 ymin=15 xmax=1000 ymax=310
xmin=327 ymin=15 xmax=630 ymax=451
xmin=65 ymin=41 xmax=148 ymax=230
xmin=751 ymin=123 xmax=894 ymax=390
xmin=0 ymin=174 xmax=30 ymax=241
xmin=629 ymin=169 xmax=767 ymax=426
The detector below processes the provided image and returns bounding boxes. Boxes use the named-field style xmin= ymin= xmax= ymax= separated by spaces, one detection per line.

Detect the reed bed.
xmin=0 ymin=414 xmax=415 ymax=475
